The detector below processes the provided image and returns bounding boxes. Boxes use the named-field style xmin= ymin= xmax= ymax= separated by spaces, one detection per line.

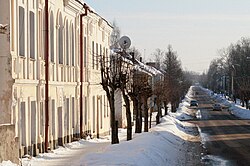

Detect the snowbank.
xmin=80 ymin=116 xmax=200 ymax=166
xmin=203 ymin=87 xmax=250 ymax=119
xmin=0 ymin=161 xmax=18 ymax=166
xmin=21 ymin=114 xmax=200 ymax=166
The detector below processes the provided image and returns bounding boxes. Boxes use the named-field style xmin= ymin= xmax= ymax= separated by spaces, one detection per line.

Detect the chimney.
xmin=139 ymin=57 xmax=142 ymax=62
xmin=130 ymin=52 xmax=135 ymax=61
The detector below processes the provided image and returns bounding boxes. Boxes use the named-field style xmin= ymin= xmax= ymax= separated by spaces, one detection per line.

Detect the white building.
xmin=0 ymin=0 xmax=112 ymax=160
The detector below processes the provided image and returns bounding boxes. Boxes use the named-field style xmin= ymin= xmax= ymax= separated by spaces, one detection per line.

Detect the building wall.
xmin=115 ymin=89 xmax=127 ymax=128
xmin=0 ymin=0 xmax=13 ymax=125
xmin=0 ymin=0 xmax=112 ymax=159
xmin=84 ymin=11 xmax=112 ymax=137
xmin=0 ymin=124 xmax=19 ymax=164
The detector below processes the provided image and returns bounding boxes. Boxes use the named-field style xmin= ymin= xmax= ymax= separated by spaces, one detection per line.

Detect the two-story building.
xmin=0 ymin=0 xmax=112 ymax=162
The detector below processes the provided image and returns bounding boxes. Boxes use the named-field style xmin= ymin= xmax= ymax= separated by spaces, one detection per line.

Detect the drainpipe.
xmin=79 ymin=3 xmax=89 ymax=138
xmin=44 ymin=0 xmax=49 ymax=152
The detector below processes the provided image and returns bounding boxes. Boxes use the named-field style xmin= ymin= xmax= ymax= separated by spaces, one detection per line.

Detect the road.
xmin=189 ymin=86 xmax=250 ymax=166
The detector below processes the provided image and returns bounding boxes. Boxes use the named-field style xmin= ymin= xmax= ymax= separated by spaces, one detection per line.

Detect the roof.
xmin=111 ymin=49 xmax=163 ymax=76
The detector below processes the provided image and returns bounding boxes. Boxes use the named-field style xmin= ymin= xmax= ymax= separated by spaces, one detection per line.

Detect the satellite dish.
xmin=119 ymin=36 xmax=131 ymax=49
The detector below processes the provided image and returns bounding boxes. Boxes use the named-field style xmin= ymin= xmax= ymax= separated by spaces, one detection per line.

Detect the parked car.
xmin=213 ymin=103 xmax=222 ymax=111
xmin=190 ymin=100 xmax=198 ymax=107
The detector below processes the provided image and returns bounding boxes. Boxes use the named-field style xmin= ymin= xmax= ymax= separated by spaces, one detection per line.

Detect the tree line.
xmin=102 ymin=20 xmax=193 ymax=144
xmin=200 ymin=37 xmax=250 ymax=108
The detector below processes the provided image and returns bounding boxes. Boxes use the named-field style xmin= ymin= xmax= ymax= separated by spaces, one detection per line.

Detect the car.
xmin=190 ymin=100 xmax=198 ymax=107
xmin=213 ymin=103 xmax=222 ymax=111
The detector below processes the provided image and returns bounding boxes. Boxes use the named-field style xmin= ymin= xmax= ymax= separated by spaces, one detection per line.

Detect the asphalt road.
xmin=189 ymin=87 xmax=250 ymax=166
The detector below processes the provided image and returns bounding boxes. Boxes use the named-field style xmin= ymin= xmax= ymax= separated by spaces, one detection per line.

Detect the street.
xmin=189 ymin=87 xmax=250 ymax=165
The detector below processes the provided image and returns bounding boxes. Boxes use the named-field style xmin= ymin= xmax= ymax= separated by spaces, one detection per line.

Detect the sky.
xmin=84 ymin=0 xmax=250 ymax=73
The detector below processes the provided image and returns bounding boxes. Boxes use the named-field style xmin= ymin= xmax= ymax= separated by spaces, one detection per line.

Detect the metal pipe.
xmin=44 ymin=0 xmax=49 ymax=152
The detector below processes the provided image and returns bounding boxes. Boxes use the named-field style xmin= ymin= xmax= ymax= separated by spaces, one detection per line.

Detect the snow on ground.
xmin=168 ymin=86 xmax=197 ymax=121
xmin=15 ymin=114 xmax=200 ymax=166
xmin=0 ymin=161 xmax=18 ymax=166
xmin=168 ymin=100 xmax=194 ymax=121
xmin=80 ymin=116 xmax=200 ymax=166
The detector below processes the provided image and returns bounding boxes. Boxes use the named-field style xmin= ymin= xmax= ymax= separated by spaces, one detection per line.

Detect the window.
xmin=96 ymin=43 xmax=98 ymax=69
xmin=84 ymin=96 xmax=87 ymax=125
xmin=100 ymin=96 xmax=102 ymax=129
xmin=72 ymin=97 xmax=75 ymax=127
xmin=19 ymin=7 xmax=25 ymax=56
xmin=31 ymin=101 xmax=36 ymax=143
xmin=52 ymin=100 xmax=56 ymax=136
xmin=66 ymin=21 xmax=69 ymax=65
xmin=93 ymin=96 xmax=95 ymax=133
xmin=92 ymin=41 xmax=95 ymax=69
xmin=20 ymin=102 xmax=26 ymax=145
xmin=58 ymin=13 xmax=63 ymax=64
xmin=29 ymin=11 xmax=35 ymax=59
xmin=50 ymin=13 xmax=54 ymax=62
xmin=40 ymin=102 xmax=44 ymax=135
xmin=84 ymin=37 xmax=87 ymax=67
xmin=106 ymin=96 xmax=110 ymax=117
xmin=104 ymin=95 xmax=106 ymax=117
xmin=71 ymin=25 xmax=74 ymax=66
xmin=99 ymin=45 xmax=102 ymax=70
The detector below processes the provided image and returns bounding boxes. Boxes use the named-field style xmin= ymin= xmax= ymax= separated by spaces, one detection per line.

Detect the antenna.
xmin=119 ymin=36 xmax=131 ymax=50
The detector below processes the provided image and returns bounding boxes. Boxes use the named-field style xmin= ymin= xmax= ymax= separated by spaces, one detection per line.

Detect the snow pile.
xmin=0 ymin=161 xmax=18 ymax=166
xmin=229 ymin=104 xmax=250 ymax=119
xmin=169 ymin=100 xmax=194 ymax=120
xmin=169 ymin=86 xmax=197 ymax=121
xmin=203 ymin=87 xmax=250 ymax=119
xmin=213 ymin=95 xmax=250 ymax=119
xmin=80 ymin=116 xmax=200 ymax=166
xmin=21 ymin=115 xmax=199 ymax=166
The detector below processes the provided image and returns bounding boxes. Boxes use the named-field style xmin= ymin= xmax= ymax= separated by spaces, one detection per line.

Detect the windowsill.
xmin=29 ymin=58 xmax=36 ymax=61
xmin=19 ymin=55 xmax=26 ymax=59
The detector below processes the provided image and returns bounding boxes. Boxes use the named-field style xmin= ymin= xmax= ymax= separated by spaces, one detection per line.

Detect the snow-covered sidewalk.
xmin=79 ymin=116 xmax=201 ymax=166
xmin=14 ymin=115 xmax=200 ymax=166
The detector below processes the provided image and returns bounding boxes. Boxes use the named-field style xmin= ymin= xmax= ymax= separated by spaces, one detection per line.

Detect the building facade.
xmin=0 ymin=0 xmax=112 ymax=160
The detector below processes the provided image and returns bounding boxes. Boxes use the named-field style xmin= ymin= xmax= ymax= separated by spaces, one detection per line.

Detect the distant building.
xmin=0 ymin=0 xmax=112 ymax=162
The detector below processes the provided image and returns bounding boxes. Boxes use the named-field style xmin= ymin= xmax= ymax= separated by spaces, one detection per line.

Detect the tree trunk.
xmin=143 ymin=96 xmax=148 ymax=132
xmin=110 ymin=91 xmax=119 ymax=144
xmin=133 ymin=97 xmax=139 ymax=133
xmin=156 ymin=100 xmax=161 ymax=124
xmin=136 ymin=97 xmax=142 ymax=133
xmin=164 ymin=101 xmax=168 ymax=115
xmin=149 ymin=107 xmax=152 ymax=128
xmin=121 ymin=89 xmax=132 ymax=141
xmin=245 ymin=99 xmax=249 ymax=109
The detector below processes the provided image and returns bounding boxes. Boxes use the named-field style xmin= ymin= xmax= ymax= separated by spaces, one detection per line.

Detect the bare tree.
xmin=119 ymin=54 xmax=133 ymax=141
xmin=152 ymin=48 xmax=164 ymax=67
xmin=110 ymin=20 xmax=121 ymax=49
xmin=100 ymin=54 xmax=119 ymax=144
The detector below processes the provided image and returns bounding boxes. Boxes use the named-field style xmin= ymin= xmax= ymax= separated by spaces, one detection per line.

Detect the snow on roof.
xmin=110 ymin=49 xmax=163 ymax=76
xmin=134 ymin=59 xmax=163 ymax=76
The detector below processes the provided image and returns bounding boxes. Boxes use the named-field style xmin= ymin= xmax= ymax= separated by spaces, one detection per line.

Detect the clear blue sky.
xmin=84 ymin=0 xmax=250 ymax=73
